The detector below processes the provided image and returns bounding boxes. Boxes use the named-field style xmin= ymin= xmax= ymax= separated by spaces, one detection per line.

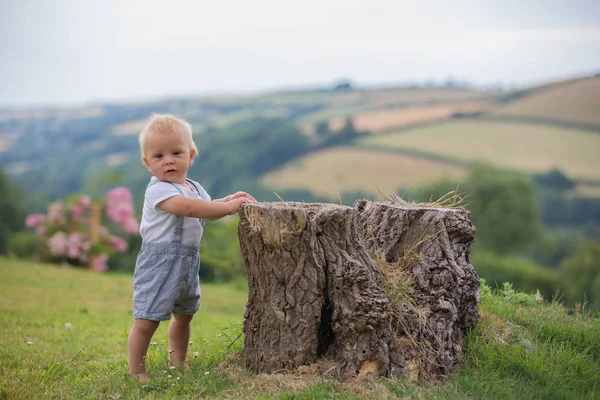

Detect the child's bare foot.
xmin=130 ymin=373 xmax=150 ymax=382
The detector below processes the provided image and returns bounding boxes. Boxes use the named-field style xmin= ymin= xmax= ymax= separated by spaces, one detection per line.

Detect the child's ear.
xmin=189 ymin=149 xmax=196 ymax=164
xmin=142 ymin=157 xmax=150 ymax=170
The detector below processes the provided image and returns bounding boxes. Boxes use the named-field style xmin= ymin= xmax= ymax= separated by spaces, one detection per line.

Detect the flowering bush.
xmin=25 ymin=187 xmax=139 ymax=272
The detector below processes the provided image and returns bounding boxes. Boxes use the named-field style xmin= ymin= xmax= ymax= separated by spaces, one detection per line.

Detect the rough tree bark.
xmin=237 ymin=201 xmax=479 ymax=381
xmin=354 ymin=200 xmax=480 ymax=377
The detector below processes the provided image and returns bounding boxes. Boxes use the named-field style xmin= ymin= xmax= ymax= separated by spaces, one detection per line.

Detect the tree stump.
xmin=354 ymin=200 xmax=480 ymax=377
xmin=237 ymin=201 xmax=479 ymax=381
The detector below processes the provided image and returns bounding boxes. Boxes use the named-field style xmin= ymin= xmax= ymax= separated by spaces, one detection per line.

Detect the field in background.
xmin=261 ymin=147 xmax=467 ymax=197
xmin=324 ymin=100 xmax=493 ymax=133
xmin=490 ymin=76 xmax=600 ymax=127
xmin=297 ymin=87 xmax=495 ymax=125
xmin=260 ymin=75 xmax=600 ymax=198
xmin=358 ymin=120 xmax=600 ymax=181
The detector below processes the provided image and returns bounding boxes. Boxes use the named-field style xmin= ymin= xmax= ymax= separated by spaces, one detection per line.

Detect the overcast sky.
xmin=1 ymin=0 xmax=599 ymax=108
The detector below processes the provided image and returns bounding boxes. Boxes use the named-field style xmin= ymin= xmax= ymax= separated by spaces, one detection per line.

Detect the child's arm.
xmin=157 ymin=195 xmax=253 ymax=220
xmin=213 ymin=191 xmax=257 ymax=203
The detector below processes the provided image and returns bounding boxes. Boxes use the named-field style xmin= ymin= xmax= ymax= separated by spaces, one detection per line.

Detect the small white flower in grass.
xmin=177 ymin=377 xmax=180 ymax=380
xmin=150 ymin=342 xmax=157 ymax=345
xmin=193 ymin=352 xmax=199 ymax=358
xmin=65 ymin=323 xmax=72 ymax=330
xmin=535 ymin=289 xmax=544 ymax=303
xmin=26 ymin=341 xmax=32 ymax=345
xmin=204 ymin=371 xmax=210 ymax=376
xmin=167 ymin=375 xmax=172 ymax=378
xmin=169 ymin=366 xmax=176 ymax=370
xmin=163 ymin=370 xmax=167 ymax=373
xmin=189 ymin=341 xmax=193 ymax=345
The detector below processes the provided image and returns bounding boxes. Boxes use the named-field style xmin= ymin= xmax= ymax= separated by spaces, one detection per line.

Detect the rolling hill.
xmin=262 ymin=75 xmax=600 ymax=198
xmin=489 ymin=76 xmax=600 ymax=129
xmin=0 ymin=74 xmax=598 ymax=207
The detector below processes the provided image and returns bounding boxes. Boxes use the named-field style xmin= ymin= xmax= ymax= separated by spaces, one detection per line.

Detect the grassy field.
xmin=260 ymin=147 xmax=467 ymax=198
xmin=490 ymin=76 xmax=600 ymax=127
xmin=298 ymin=87 xmax=494 ymax=124
xmin=1 ymin=257 xmax=599 ymax=399
xmin=325 ymin=101 xmax=492 ymax=134
xmin=359 ymin=120 xmax=600 ymax=181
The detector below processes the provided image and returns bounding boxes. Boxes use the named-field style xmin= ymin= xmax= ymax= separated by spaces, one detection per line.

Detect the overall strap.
xmin=169 ymin=183 xmax=187 ymax=244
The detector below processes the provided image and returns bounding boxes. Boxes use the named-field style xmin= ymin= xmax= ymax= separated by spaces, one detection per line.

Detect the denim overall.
xmin=132 ymin=180 xmax=202 ymax=321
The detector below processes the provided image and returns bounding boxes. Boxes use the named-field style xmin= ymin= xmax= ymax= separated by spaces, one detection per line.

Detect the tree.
xmin=408 ymin=163 xmax=542 ymax=255
xmin=560 ymin=240 xmax=600 ymax=308
xmin=315 ymin=121 xmax=330 ymax=137
xmin=467 ymin=163 xmax=542 ymax=254
xmin=0 ymin=166 xmax=26 ymax=254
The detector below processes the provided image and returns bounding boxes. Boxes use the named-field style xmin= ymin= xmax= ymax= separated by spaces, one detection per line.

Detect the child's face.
xmin=142 ymin=128 xmax=195 ymax=185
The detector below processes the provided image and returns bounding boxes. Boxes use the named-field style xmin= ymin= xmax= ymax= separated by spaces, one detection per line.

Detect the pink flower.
xmin=123 ymin=218 xmax=139 ymax=235
xmin=106 ymin=202 xmax=134 ymax=225
xmin=48 ymin=231 xmax=69 ymax=257
xmin=105 ymin=187 xmax=138 ymax=228
xmin=108 ymin=235 xmax=128 ymax=252
xmin=78 ymin=195 xmax=91 ymax=207
xmin=106 ymin=187 xmax=133 ymax=203
xmin=66 ymin=233 xmax=86 ymax=260
xmin=67 ymin=245 xmax=81 ymax=259
xmin=91 ymin=253 xmax=109 ymax=272
xmin=70 ymin=205 xmax=84 ymax=221
xmin=25 ymin=213 xmax=46 ymax=228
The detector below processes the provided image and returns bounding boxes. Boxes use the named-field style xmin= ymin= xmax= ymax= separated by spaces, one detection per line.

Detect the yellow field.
xmin=491 ymin=77 xmax=600 ymax=127
xmin=359 ymin=120 xmax=600 ymax=180
xmin=327 ymin=100 xmax=492 ymax=133
xmin=260 ymin=147 xmax=467 ymax=197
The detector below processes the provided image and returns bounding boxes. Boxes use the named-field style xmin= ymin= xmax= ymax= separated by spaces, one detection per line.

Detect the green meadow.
xmin=1 ymin=257 xmax=599 ymax=399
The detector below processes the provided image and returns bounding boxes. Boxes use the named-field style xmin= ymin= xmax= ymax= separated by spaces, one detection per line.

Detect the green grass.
xmin=1 ymin=257 xmax=599 ymax=399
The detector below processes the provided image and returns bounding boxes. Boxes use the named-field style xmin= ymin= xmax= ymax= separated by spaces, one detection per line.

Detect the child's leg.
xmin=128 ymin=318 xmax=160 ymax=378
xmin=168 ymin=313 xmax=193 ymax=367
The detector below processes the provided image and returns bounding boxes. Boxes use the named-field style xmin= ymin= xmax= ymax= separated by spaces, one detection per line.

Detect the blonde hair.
xmin=138 ymin=114 xmax=198 ymax=160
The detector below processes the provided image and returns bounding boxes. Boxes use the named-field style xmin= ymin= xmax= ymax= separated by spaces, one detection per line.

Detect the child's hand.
xmin=228 ymin=191 xmax=257 ymax=203
xmin=227 ymin=196 xmax=253 ymax=214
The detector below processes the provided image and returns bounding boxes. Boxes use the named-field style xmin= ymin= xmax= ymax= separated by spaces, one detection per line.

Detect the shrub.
xmin=472 ymin=250 xmax=560 ymax=301
xmin=24 ymin=187 xmax=139 ymax=272
xmin=560 ymin=240 xmax=600 ymax=309
xmin=7 ymin=231 xmax=39 ymax=258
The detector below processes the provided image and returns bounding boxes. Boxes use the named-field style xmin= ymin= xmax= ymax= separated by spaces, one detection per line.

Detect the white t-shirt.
xmin=139 ymin=176 xmax=211 ymax=246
